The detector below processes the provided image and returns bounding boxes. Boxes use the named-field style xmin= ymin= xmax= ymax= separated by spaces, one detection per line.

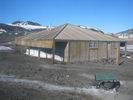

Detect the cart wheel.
xmin=99 ymin=82 xmax=105 ymax=89
xmin=104 ymin=82 xmax=114 ymax=89
xmin=115 ymin=81 xmax=120 ymax=90
xmin=115 ymin=85 xmax=120 ymax=91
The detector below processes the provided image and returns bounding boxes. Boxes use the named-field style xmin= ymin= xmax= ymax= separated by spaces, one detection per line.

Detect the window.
xmin=89 ymin=41 xmax=98 ymax=48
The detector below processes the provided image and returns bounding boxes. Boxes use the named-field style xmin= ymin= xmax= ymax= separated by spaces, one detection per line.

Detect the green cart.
xmin=94 ymin=73 xmax=120 ymax=90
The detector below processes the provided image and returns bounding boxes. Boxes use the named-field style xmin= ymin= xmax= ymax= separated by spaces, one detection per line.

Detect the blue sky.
xmin=0 ymin=0 xmax=133 ymax=33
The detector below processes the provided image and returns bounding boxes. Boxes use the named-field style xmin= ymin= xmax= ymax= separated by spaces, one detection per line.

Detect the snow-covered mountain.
xmin=0 ymin=29 xmax=7 ymax=34
xmin=0 ymin=23 xmax=26 ymax=34
xmin=9 ymin=21 xmax=47 ymax=30
xmin=1 ymin=21 xmax=104 ymax=35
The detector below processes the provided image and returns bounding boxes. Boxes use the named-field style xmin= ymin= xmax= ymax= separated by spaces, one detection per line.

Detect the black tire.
xmin=99 ymin=82 xmax=105 ymax=89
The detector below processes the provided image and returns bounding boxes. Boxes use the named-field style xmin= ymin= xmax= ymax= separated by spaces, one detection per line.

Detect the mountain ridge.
xmin=0 ymin=23 xmax=26 ymax=33
xmin=11 ymin=21 xmax=42 ymax=26
xmin=117 ymin=28 xmax=133 ymax=34
xmin=9 ymin=21 xmax=47 ymax=30
xmin=0 ymin=21 xmax=47 ymax=35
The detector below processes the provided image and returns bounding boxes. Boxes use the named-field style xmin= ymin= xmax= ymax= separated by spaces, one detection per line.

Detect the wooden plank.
xmin=116 ymin=44 xmax=120 ymax=65
xmin=74 ymin=42 xmax=80 ymax=62
xmin=28 ymin=47 xmax=30 ymax=56
xmin=80 ymin=42 xmax=88 ymax=61
xmin=79 ymin=41 xmax=81 ymax=62
xmin=111 ymin=43 xmax=116 ymax=58
xmin=76 ymin=42 xmax=80 ymax=62
xmin=52 ymin=41 xmax=55 ymax=64
xmin=68 ymin=42 xmax=70 ymax=63
xmin=85 ymin=42 xmax=88 ymax=61
xmin=69 ymin=41 xmax=78 ymax=62
xmin=90 ymin=50 xmax=98 ymax=61
xmin=69 ymin=41 xmax=90 ymax=62
xmin=106 ymin=43 xmax=108 ymax=58
xmin=15 ymin=40 xmax=53 ymax=48
xmin=69 ymin=42 xmax=74 ymax=62
xmin=98 ymin=42 xmax=107 ymax=59
xmin=38 ymin=48 xmax=40 ymax=59
xmin=125 ymin=42 xmax=127 ymax=57
xmin=64 ymin=42 xmax=69 ymax=62
xmin=107 ymin=43 xmax=111 ymax=58
xmin=71 ymin=42 xmax=76 ymax=62
xmin=88 ymin=42 xmax=90 ymax=61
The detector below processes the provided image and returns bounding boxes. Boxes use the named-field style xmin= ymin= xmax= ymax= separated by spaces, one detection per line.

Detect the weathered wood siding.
xmin=15 ymin=40 xmax=120 ymax=62
xmin=107 ymin=43 xmax=117 ymax=58
xmin=68 ymin=41 xmax=119 ymax=62
xmin=90 ymin=50 xmax=98 ymax=61
xmin=111 ymin=43 xmax=116 ymax=58
xmin=80 ymin=42 xmax=89 ymax=61
xmin=98 ymin=42 xmax=107 ymax=59
xmin=69 ymin=42 xmax=79 ymax=62
xmin=64 ymin=42 xmax=69 ymax=62
xmin=69 ymin=41 xmax=89 ymax=62
xmin=14 ymin=40 xmax=53 ymax=48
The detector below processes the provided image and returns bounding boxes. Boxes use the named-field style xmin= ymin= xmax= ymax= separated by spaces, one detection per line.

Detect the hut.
xmin=14 ymin=23 xmax=126 ymax=64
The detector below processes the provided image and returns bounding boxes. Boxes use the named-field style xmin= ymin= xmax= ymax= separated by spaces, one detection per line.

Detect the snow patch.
xmin=120 ymin=44 xmax=133 ymax=52
xmin=79 ymin=73 xmax=94 ymax=79
xmin=120 ymin=80 xmax=133 ymax=86
xmin=1 ymin=73 xmax=132 ymax=100
xmin=25 ymin=48 xmax=62 ymax=61
xmin=0 ymin=46 xmax=12 ymax=51
xmin=42 ymin=65 xmax=63 ymax=69
xmin=0 ymin=73 xmax=117 ymax=98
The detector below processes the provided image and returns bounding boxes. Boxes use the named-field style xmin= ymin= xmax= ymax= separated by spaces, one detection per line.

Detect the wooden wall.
xmin=67 ymin=41 xmax=119 ymax=62
xmin=69 ymin=42 xmax=80 ymax=62
xmin=90 ymin=50 xmax=98 ymax=61
xmin=107 ymin=43 xmax=117 ymax=58
xmin=80 ymin=42 xmax=89 ymax=61
xmin=98 ymin=42 xmax=107 ymax=59
xmin=15 ymin=40 xmax=119 ymax=62
xmin=64 ymin=42 xmax=69 ymax=62
xmin=69 ymin=41 xmax=90 ymax=62
xmin=14 ymin=40 xmax=53 ymax=48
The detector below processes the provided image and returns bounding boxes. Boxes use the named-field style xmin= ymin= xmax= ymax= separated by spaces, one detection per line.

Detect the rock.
xmin=58 ymin=81 xmax=65 ymax=85
xmin=57 ymin=76 xmax=59 ymax=79
xmin=39 ymin=68 xmax=42 ymax=71
xmin=66 ymin=75 xmax=70 ymax=78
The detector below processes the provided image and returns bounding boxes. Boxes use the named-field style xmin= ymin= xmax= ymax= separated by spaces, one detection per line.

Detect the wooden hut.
xmin=14 ymin=23 xmax=126 ymax=64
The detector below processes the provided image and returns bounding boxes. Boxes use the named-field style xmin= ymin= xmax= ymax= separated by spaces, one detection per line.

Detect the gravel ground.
xmin=0 ymin=49 xmax=133 ymax=100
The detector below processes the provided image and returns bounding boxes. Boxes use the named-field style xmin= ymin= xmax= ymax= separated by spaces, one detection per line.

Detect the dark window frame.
xmin=89 ymin=41 xmax=98 ymax=49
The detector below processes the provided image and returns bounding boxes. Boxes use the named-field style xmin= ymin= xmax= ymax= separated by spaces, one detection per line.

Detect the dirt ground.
xmin=0 ymin=49 xmax=133 ymax=100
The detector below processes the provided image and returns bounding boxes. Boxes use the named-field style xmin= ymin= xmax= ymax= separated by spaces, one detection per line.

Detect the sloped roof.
xmin=16 ymin=23 xmax=125 ymax=42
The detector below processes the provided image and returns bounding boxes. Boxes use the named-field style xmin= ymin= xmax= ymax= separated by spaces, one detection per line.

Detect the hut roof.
xmin=15 ymin=23 xmax=126 ymax=42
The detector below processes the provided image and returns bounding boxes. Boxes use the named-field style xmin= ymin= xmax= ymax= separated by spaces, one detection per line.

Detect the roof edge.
xmin=53 ymin=23 xmax=68 ymax=40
